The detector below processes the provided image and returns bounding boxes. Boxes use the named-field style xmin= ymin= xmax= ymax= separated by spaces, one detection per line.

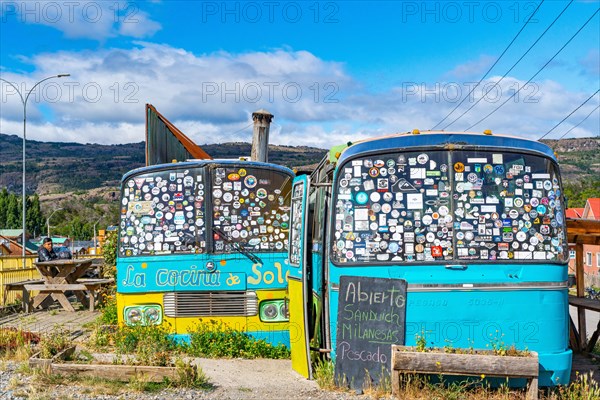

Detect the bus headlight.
xmin=124 ymin=305 xmax=163 ymax=326
xmin=259 ymin=300 xmax=289 ymax=322
xmin=280 ymin=301 xmax=289 ymax=319
xmin=144 ymin=306 xmax=162 ymax=324
xmin=126 ymin=308 xmax=142 ymax=324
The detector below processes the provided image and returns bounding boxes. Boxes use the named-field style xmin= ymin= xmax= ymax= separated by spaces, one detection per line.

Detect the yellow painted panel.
xmin=117 ymin=290 xmax=290 ymax=335
xmin=289 ymin=279 xmax=310 ymax=378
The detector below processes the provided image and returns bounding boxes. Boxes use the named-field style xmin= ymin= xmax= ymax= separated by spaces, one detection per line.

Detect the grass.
xmin=312 ymin=367 xmax=600 ymax=400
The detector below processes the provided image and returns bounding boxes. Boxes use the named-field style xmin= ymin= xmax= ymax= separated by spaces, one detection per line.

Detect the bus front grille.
xmin=163 ymin=291 xmax=258 ymax=317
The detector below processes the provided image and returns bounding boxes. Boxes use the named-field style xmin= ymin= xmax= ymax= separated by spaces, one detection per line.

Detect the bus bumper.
xmin=539 ymin=349 xmax=572 ymax=386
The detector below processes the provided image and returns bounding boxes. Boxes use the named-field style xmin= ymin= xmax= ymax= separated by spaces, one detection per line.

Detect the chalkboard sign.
xmin=334 ymin=276 xmax=407 ymax=391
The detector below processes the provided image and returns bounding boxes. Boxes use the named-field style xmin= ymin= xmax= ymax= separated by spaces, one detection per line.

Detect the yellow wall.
xmin=0 ymin=255 xmax=40 ymax=305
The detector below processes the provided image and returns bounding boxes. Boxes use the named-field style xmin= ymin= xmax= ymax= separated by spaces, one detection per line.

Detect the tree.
xmin=6 ymin=194 xmax=20 ymax=228
xmin=0 ymin=188 xmax=8 ymax=228
xmin=27 ymin=194 xmax=45 ymax=236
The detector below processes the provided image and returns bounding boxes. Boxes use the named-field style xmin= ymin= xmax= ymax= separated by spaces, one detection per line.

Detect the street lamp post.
xmin=0 ymin=74 xmax=70 ymax=268
xmin=46 ymin=208 xmax=63 ymax=238
xmin=93 ymin=219 xmax=102 ymax=255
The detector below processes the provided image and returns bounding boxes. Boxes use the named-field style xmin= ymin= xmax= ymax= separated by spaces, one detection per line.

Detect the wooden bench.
xmin=3 ymin=279 xmax=45 ymax=312
xmin=391 ymin=345 xmax=539 ymax=400
xmin=4 ymin=278 xmax=113 ymax=312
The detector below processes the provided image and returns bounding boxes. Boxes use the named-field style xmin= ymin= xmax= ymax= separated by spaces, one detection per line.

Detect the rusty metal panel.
xmin=145 ymin=104 xmax=212 ymax=166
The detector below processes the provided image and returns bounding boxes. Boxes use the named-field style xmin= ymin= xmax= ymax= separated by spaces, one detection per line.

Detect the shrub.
xmin=185 ymin=320 xmax=290 ymax=359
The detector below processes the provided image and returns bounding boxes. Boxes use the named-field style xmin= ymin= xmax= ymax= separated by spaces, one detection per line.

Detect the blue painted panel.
xmin=117 ymin=253 xmax=290 ymax=293
xmin=326 ymin=263 xmax=571 ymax=386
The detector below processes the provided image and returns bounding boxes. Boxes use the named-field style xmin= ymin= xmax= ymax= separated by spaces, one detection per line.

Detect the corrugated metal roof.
xmin=146 ymin=104 xmax=212 ymax=165
xmin=0 ymin=229 xmax=23 ymax=237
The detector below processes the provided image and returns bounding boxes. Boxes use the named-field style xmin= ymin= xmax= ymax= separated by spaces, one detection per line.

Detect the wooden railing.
xmin=566 ymin=218 xmax=600 ymax=352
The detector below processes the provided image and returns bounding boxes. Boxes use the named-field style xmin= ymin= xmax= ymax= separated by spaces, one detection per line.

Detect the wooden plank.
xmin=569 ymin=295 xmax=600 ymax=312
xmin=566 ymin=219 xmax=600 ymax=235
xmin=48 ymin=363 xmax=178 ymax=382
xmin=77 ymin=278 xmax=114 ymax=284
xmin=391 ymin=349 xmax=538 ymax=378
xmin=570 ymin=315 xmax=581 ymax=351
xmin=575 ymin=242 xmax=587 ymax=350
xmin=585 ymin=318 xmax=600 ymax=353
xmin=25 ymin=284 xmax=87 ymax=291
xmin=391 ymin=346 xmax=539 ymax=399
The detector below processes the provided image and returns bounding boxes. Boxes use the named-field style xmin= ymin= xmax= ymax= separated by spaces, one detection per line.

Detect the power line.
xmin=430 ymin=0 xmax=545 ymax=130
xmin=539 ymin=90 xmax=599 ymax=140
xmin=465 ymin=7 xmax=600 ymax=132
xmin=442 ymin=0 xmax=573 ymax=130
xmin=224 ymin=122 xmax=253 ymax=137
xmin=555 ymin=102 xmax=600 ymax=141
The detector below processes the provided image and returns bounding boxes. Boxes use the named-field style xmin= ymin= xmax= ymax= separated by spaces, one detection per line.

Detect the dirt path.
xmin=196 ymin=358 xmax=326 ymax=399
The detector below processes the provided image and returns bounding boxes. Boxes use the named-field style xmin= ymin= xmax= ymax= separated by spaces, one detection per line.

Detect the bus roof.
xmin=121 ymin=159 xmax=294 ymax=183
xmin=335 ymin=131 xmax=557 ymax=166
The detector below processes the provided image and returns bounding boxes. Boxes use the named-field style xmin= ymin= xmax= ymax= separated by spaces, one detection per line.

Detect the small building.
xmin=568 ymin=198 xmax=600 ymax=284
xmin=0 ymin=235 xmax=35 ymax=256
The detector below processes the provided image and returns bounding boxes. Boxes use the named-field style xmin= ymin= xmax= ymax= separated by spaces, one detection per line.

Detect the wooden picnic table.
xmin=28 ymin=259 xmax=97 ymax=312
xmin=3 ymin=259 xmax=113 ymax=313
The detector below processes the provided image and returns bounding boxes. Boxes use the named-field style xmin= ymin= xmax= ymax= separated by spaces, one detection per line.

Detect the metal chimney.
xmin=251 ymin=109 xmax=273 ymax=162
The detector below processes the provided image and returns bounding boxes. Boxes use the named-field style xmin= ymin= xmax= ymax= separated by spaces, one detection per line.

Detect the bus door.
xmin=288 ymin=175 xmax=312 ymax=379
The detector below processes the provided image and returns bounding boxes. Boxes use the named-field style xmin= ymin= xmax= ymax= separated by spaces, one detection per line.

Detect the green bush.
xmin=97 ymin=287 xmax=118 ymax=326
xmin=113 ymin=324 xmax=177 ymax=366
xmin=184 ymin=320 xmax=290 ymax=359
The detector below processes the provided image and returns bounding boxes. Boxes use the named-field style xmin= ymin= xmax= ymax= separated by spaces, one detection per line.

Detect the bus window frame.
xmin=208 ymin=163 xmax=294 ymax=255
xmin=118 ymin=164 xmax=208 ymax=258
xmin=328 ymin=145 xmax=569 ymax=267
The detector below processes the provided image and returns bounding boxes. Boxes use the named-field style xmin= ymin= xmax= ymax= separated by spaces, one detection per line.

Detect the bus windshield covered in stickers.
xmin=288 ymin=131 xmax=570 ymax=387
xmin=117 ymin=160 xmax=294 ymax=346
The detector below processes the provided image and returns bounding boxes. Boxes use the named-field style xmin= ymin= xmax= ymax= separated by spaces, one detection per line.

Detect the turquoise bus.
xmin=116 ymin=159 xmax=294 ymax=346
xmin=288 ymin=131 xmax=571 ymax=386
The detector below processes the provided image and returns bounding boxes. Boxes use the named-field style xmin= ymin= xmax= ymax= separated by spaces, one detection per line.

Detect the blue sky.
xmin=0 ymin=0 xmax=598 ymax=147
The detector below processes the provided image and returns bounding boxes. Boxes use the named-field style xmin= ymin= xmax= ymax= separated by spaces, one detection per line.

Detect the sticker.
xmin=356 ymin=192 xmax=369 ymax=205
xmin=454 ymin=162 xmax=465 ymax=173
xmin=244 ymin=175 xmax=257 ymax=188
xmin=257 ymin=188 xmax=268 ymax=199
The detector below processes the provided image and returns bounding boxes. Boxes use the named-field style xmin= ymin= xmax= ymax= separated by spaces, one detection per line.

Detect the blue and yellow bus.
xmin=288 ymin=131 xmax=571 ymax=386
xmin=116 ymin=159 xmax=294 ymax=346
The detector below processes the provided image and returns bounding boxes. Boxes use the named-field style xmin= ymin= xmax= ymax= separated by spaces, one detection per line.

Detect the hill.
xmin=0 ymin=134 xmax=597 ymax=197
xmin=0 ymin=134 xmax=327 ymax=195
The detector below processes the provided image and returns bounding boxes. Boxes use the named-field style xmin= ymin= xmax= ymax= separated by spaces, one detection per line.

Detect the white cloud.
xmin=445 ymin=55 xmax=495 ymax=80
xmin=0 ymin=0 xmax=161 ymax=40
xmin=0 ymin=46 xmax=597 ymax=148
xmin=579 ymin=48 xmax=600 ymax=77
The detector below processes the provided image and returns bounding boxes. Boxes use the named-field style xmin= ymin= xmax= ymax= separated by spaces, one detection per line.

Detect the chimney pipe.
xmin=250 ymin=109 xmax=273 ymax=162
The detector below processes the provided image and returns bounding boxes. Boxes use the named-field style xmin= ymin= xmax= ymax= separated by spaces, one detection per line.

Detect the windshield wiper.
xmin=212 ymin=226 xmax=263 ymax=265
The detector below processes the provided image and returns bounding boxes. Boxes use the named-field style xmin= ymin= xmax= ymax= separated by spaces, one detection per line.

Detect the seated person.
xmin=38 ymin=237 xmax=58 ymax=262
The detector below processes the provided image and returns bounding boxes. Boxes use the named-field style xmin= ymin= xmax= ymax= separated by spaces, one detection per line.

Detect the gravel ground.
xmin=0 ymin=358 xmax=365 ymax=400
